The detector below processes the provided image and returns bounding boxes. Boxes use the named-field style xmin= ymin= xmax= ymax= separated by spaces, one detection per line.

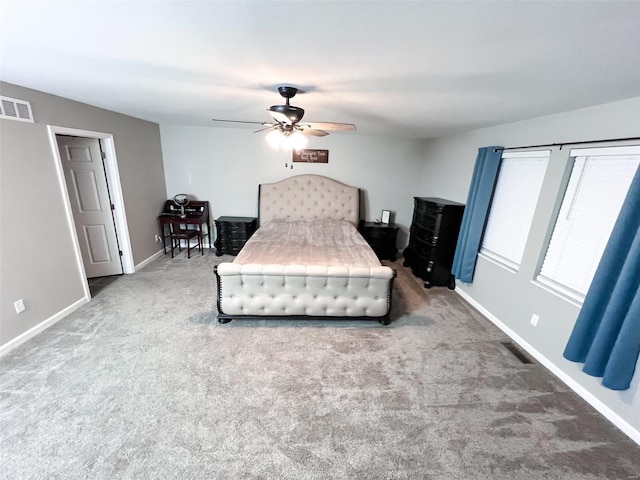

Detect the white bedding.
xmin=234 ymin=219 xmax=381 ymax=267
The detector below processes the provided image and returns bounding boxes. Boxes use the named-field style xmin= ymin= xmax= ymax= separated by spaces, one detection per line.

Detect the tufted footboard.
xmin=214 ymin=263 xmax=396 ymax=324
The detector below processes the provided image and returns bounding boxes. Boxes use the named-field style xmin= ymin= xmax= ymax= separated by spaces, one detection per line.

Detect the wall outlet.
xmin=14 ymin=299 xmax=26 ymax=314
xmin=530 ymin=313 xmax=539 ymax=326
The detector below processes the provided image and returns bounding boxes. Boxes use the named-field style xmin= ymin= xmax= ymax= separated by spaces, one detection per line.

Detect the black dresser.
xmin=359 ymin=221 xmax=399 ymax=261
xmin=403 ymin=197 xmax=464 ymax=289
xmin=214 ymin=216 xmax=258 ymax=256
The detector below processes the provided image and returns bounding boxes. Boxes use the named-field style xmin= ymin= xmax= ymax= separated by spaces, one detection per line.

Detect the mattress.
xmin=234 ymin=219 xmax=381 ymax=267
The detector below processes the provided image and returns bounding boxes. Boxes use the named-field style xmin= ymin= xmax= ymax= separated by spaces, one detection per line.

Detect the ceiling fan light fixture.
xmin=265 ymin=129 xmax=307 ymax=151
xmin=285 ymin=131 xmax=308 ymax=151
xmin=266 ymin=129 xmax=284 ymax=149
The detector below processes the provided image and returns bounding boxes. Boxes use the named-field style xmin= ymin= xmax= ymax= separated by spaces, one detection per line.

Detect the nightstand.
xmin=214 ymin=216 xmax=258 ymax=256
xmin=359 ymin=221 xmax=399 ymax=261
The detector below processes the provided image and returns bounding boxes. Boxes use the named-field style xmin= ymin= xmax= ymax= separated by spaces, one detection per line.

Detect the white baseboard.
xmin=455 ymin=287 xmax=640 ymax=446
xmin=0 ymin=246 xmax=162 ymax=358
xmin=0 ymin=296 xmax=89 ymax=357
xmin=134 ymin=249 xmax=164 ymax=271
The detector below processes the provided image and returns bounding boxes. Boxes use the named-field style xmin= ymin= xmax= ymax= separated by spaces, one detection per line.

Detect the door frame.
xmin=47 ymin=126 xmax=135 ymax=292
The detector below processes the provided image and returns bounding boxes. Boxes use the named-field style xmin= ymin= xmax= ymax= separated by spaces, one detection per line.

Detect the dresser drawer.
xmin=219 ymin=223 xmax=252 ymax=234
xmin=410 ymin=223 xmax=437 ymax=241
xmin=415 ymin=199 xmax=441 ymax=217
xmin=365 ymin=227 xmax=396 ymax=240
xmin=214 ymin=216 xmax=258 ymax=256
xmin=410 ymin=236 xmax=437 ymax=259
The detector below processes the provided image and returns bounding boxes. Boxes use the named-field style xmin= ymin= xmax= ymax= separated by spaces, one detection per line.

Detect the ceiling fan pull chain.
xmin=283 ymin=149 xmax=296 ymax=169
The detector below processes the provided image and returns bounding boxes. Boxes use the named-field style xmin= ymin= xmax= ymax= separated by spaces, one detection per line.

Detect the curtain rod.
xmin=495 ymin=136 xmax=640 ymax=152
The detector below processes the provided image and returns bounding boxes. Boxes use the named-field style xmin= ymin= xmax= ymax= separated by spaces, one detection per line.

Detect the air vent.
xmin=0 ymin=96 xmax=34 ymax=123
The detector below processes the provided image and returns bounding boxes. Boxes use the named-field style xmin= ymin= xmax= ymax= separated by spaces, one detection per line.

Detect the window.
xmin=480 ymin=150 xmax=550 ymax=270
xmin=537 ymin=145 xmax=640 ymax=302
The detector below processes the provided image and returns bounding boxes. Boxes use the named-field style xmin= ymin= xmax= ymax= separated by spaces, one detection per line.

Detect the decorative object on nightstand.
xmin=403 ymin=197 xmax=464 ymax=289
xmin=214 ymin=216 xmax=258 ymax=256
xmin=359 ymin=221 xmax=399 ymax=261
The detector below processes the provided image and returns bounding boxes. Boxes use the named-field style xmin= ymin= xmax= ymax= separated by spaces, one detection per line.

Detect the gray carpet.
xmin=1 ymin=250 xmax=639 ymax=479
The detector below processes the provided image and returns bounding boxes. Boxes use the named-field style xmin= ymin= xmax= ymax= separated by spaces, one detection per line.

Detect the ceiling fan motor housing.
xmin=269 ymin=104 xmax=305 ymax=123
xmin=278 ymin=86 xmax=298 ymax=99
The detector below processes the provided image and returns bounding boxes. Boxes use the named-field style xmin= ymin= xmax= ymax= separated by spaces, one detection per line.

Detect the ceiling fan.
xmin=211 ymin=86 xmax=356 ymax=148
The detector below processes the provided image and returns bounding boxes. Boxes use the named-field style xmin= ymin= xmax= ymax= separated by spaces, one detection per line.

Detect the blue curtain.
xmin=452 ymin=146 xmax=504 ymax=283
xmin=563 ymin=166 xmax=640 ymax=390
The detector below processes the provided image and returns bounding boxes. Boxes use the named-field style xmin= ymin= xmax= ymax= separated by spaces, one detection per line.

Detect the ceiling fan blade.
xmin=302 ymin=129 xmax=329 ymax=137
xmin=303 ymin=122 xmax=356 ymax=131
xmin=268 ymin=110 xmax=293 ymax=125
xmin=212 ymin=118 xmax=273 ymax=126
xmin=254 ymin=126 xmax=277 ymax=133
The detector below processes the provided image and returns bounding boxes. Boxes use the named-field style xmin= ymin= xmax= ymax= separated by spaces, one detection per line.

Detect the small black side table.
xmin=214 ymin=216 xmax=258 ymax=256
xmin=359 ymin=221 xmax=399 ymax=261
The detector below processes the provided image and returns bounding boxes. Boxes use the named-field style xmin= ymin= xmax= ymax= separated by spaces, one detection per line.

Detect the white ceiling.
xmin=2 ymin=1 xmax=640 ymax=139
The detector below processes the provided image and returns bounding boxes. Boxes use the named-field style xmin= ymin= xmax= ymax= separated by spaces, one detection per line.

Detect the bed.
xmin=213 ymin=174 xmax=396 ymax=324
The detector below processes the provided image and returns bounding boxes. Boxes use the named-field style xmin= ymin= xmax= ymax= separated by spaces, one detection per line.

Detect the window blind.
xmin=480 ymin=150 xmax=550 ymax=270
xmin=537 ymin=146 xmax=640 ymax=302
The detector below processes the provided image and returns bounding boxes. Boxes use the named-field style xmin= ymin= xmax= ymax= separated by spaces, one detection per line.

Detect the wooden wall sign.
xmin=292 ymin=149 xmax=329 ymax=163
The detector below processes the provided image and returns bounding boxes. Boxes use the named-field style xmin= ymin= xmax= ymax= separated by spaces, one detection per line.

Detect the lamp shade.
xmin=284 ymin=132 xmax=307 ymax=150
xmin=265 ymin=130 xmax=308 ymax=151
xmin=266 ymin=130 xmax=283 ymax=149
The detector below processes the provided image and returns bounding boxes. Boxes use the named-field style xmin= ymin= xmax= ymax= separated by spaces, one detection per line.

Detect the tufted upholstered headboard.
xmin=259 ymin=174 xmax=360 ymax=227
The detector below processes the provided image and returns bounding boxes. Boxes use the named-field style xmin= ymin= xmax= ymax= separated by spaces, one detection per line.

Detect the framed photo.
xmin=381 ymin=210 xmax=391 ymax=224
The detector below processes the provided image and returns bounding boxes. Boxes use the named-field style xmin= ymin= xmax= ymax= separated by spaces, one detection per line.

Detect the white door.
xmin=57 ymin=135 xmax=123 ymax=278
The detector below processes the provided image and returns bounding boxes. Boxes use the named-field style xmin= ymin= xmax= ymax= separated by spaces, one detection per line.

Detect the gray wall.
xmin=420 ymin=96 xmax=640 ymax=436
xmin=0 ymin=82 xmax=167 ymax=347
xmin=159 ymin=125 xmax=427 ymax=246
